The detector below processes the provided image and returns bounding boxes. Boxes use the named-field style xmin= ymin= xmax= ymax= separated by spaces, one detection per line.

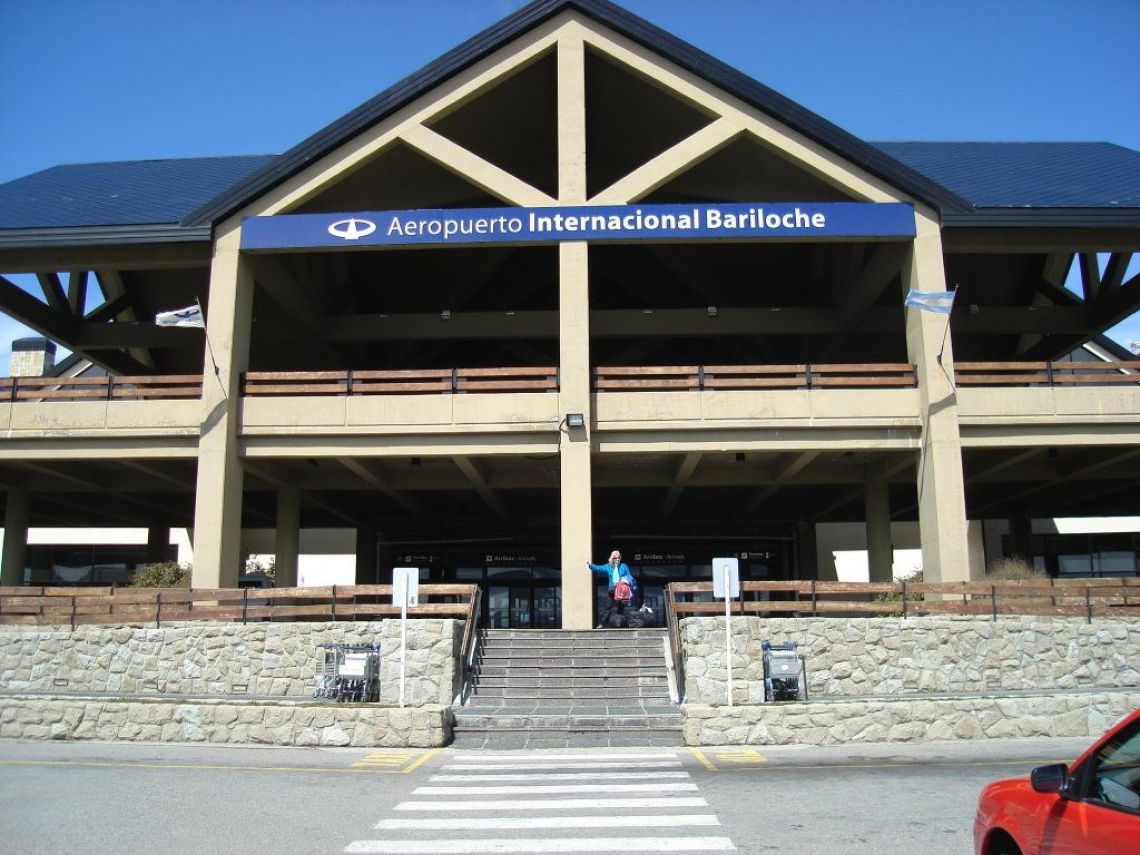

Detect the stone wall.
xmin=681 ymin=616 xmax=1140 ymax=704
xmin=683 ymin=690 xmax=1140 ymax=746
xmin=0 ymin=696 xmax=452 ymax=747
xmin=0 ymin=620 xmax=461 ymax=705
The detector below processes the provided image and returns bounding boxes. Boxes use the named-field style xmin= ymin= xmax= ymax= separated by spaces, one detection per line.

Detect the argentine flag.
xmin=155 ymin=303 xmax=205 ymax=328
xmin=903 ymin=289 xmax=956 ymax=314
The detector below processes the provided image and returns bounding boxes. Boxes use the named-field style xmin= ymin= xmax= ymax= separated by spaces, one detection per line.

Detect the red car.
xmin=974 ymin=708 xmax=1140 ymax=854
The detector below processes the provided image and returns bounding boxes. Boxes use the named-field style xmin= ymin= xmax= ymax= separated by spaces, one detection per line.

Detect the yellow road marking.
xmin=688 ymin=747 xmax=717 ymax=771
xmin=0 ymin=758 xmax=413 ymax=775
xmin=349 ymin=748 xmax=440 ymax=772
xmin=0 ymin=755 xmax=1061 ymax=776
xmin=714 ymin=748 xmax=766 ymax=764
xmin=691 ymin=757 xmax=1067 ymax=773
xmin=351 ymin=753 xmax=414 ymax=767
xmin=400 ymin=747 xmax=441 ymax=774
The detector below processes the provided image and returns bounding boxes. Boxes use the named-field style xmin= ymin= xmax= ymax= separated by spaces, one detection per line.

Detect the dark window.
xmin=1083 ymin=719 xmax=1140 ymax=814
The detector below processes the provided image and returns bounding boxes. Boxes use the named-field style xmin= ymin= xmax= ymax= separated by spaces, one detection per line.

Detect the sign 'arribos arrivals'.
xmin=240 ymin=201 xmax=916 ymax=251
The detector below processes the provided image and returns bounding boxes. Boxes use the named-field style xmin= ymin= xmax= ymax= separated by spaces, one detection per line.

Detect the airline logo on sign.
xmin=327 ymin=218 xmax=377 ymax=240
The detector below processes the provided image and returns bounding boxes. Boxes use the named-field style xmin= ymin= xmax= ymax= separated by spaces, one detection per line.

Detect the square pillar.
xmin=191 ymin=225 xmax=253 ymax=588
xmin=355 ymin=523 xmax=379 ymax=585
xmin=146 ymin=526 xmax=171 ymax=565
xmin=559 ymin=242 xmax=593 ymax=628
xmin=275 ymin=487 xmax=300 ymax=588
xmin=1 ymin=487 xmax=30 ymax=586
xmin=556 ymin=35 xmax=593 ymax=628
xmin=864 ymin=479 xmax=892 ymax=583
xmin=904 ymin=210 xmax=972 ymax=583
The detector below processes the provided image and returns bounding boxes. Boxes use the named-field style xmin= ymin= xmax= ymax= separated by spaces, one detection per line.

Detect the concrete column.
xmin=905 ymin=210 xmax=972 ymax=582
xmin=355 ymin=523 xmax=379 ymax=584
xmin=794 ymin=520 xmax=818 ymax=581
xmin=191 ymin=224 xmax=253 ymax=588
xmin=1009 ymin=516 xmax=1034 ymax=565
xmin=146 ymin=526 xmax=170 ymax=565
xmin=559 ymin=241 xmax=593 ymax=628
xmin=967 ymin=520 xmax=988 ymax=579
xmin=1 ymin=487 xmax=30 ymax=586
xmin=864 ymin=480 xmax=893 ymax=583
xmin=275 ymin=487 xmax=300 ymax=588
xmin=557 ymin=34 xmax=593 ymax=628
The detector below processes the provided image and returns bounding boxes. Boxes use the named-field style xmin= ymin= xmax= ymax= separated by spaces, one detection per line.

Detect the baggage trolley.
xmin=762 ymin=640 xmax=807 ymax=702
xmin=312 ymin=642 xmax=381 ymax=702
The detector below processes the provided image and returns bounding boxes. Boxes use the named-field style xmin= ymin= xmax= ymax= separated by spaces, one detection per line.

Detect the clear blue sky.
xmin=1 ymin=0 xmax=1138 ymax=354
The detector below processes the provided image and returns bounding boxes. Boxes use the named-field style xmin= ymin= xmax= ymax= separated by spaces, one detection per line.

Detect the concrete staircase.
xmin=452 ymin=628 xmax=682 ymax=748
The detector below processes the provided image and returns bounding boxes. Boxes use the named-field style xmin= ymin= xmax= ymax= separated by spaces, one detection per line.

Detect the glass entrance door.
xmin=534 ymin=586 xmax=560 ymax=628
xmin=485 ymin=583 xmax=561 ymax=628
xmin=509 ymin=586 xmax=532 ymax=626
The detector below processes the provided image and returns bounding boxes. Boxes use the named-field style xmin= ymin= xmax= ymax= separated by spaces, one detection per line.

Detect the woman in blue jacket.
xmin=588 ymin=549 xmax=636 ymax=628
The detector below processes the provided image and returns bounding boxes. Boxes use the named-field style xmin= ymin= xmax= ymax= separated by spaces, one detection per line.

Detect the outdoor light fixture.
xmin=707 ymin=305 xmax=718 ymax=317
xmin=440 ymin=310 xmax=451 ymax=321
xmin=566 ymin=413 xmax=585 ymax=429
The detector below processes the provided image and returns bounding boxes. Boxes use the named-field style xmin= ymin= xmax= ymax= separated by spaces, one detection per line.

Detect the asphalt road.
xmin=0 ymin=736 xmax=1091 ymax=855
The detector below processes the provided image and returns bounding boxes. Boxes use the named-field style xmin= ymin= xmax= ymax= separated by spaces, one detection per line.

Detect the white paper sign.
xmin=712 ymin=557 xmax=740 ymax=598
xmin=393 ymin=567 xmax=420 ymax=607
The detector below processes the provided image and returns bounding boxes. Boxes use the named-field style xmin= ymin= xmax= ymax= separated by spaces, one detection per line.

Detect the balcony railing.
xmin=9 ymin=362 xmax=1136 ymax=403
xmin=241 ymin=367 xmax=559 ymax=396
xmin=955 ymin=361 xmax=1140 ymax=387
xmin=594 ymin=363 xmax=917 ymax=391
xmin=0 ymin=374 xmax=202 ymax=402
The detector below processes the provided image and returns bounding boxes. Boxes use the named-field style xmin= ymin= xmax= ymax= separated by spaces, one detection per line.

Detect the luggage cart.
xmin=313 ymin=643 xmax=381 ymax=702
xmin=762 ymin=640 xmax=807 ymax=702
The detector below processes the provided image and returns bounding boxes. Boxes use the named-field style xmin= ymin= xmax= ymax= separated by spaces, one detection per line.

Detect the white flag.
xmin=155 ymin=304 xmax=205 ymax=328
xmin=903 ymin=289 xmax=956 ymax=314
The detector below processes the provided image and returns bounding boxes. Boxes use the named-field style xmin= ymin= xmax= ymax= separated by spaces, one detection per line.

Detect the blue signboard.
xmin=240 ymin=202 xmax=915 ymax=251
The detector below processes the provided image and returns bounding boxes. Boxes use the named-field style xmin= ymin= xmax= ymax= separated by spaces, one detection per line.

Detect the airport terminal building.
xmin=1 ymin=0 xmax=1138 ymax=628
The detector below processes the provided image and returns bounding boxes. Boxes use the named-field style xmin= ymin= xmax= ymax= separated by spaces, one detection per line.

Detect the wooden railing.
xmin=664 ymin=583 xmax=686 ymax=702
xmin=955 ymin=361 xmax=1140 ymax=387
xmin=595 ymin=363 xmax=917 ymax=391
xmin=456 ymin=584 xmax=484 ymax=705
xmin=667 ymin=578 xmax=1140 ymax=621
xmin=0 ymin=374 xmax=203 ymax=402
xmin=242 ymin=367 xmax=558 ymax=396
xmin=0 ymin=584 xmax=479 ymax=628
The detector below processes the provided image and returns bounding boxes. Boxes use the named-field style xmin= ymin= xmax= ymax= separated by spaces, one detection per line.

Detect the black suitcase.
xmin=626 ymin=606 xmax=656 ymax=628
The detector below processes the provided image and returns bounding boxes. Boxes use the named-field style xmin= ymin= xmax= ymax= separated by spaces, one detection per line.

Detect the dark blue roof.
xmin=874 ymin=142 xmax=1140 ymax=209
xmin=3 ymin=142 xmax=1139 ymax=235
xmin=0 ymin=155 xmax=277 ymax=229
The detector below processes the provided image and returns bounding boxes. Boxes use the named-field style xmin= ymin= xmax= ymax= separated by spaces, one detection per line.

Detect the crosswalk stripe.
xmin=431 ymin=771 xmax=690 ymax=782
xmin=374 ymin=815 xmax=720 ymax=831
xmin=450 ymin=753 xmax=677 ymax=762
xmin=395 ymin=796 xmax=709 ymax=811
xmin=442 ymin=761 xmax=683 ymax=771
xmin=345 ymin=836 xmax=736 ymax=852
xmin=413 ymin=782 xmax=698 ymax=796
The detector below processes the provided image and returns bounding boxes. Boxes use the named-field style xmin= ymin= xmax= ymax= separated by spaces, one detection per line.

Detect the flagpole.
xmin=195 ymin=297 xmax=222 ymax=383
xmin=934 ymin=286 xmax=958 ymax=368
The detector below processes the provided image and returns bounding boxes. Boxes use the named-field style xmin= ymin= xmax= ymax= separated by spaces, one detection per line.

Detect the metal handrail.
xmin=455 ymin=585 xmax=483 ymax=705
xmin=664 ymin=584 xmax=686 ymax=703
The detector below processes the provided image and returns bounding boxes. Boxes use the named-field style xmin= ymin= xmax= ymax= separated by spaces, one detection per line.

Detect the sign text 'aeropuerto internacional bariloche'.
xmin=239 ymin=202 xmax=915 ymax=251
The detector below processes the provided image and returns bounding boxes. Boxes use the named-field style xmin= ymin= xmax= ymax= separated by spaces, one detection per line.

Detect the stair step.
xmin=454 ymin=713 xmax=680 ymax=729
xmin=469 ymin=688 xmax=665 ymax=697
xmin=474 ymin=676 xmax=667 ymax=687
xmin=475 ymin=669 xmax=666 ymax=679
